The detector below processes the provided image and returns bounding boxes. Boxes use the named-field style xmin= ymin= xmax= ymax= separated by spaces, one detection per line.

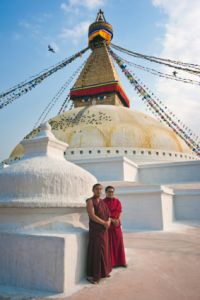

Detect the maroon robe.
xmin=103 ymin=197 xmax=126 ymax=267
xmin=87 ymin=197 xmax=112 ymax=281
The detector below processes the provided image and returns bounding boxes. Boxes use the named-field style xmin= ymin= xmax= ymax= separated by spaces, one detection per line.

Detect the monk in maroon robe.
xmin=86 ymin=183 xmax=112 ymax=284
xmin=103 ymin=186 xmax=127 ymax=268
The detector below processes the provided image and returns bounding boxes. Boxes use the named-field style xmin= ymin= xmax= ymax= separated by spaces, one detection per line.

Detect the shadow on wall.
xmin=74 ymin=232 xmax=89 ymax=284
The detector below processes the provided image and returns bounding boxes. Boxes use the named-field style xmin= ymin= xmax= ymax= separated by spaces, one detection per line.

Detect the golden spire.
xmin=70 ymin=11 xmax=130 ymax=108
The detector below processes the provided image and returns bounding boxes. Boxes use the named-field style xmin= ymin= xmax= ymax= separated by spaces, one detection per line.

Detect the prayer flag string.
xmin=0 ymin=47 xmax=89 ymax=110
xmin=33 ymin=59 xmax=87 ymax=129
xmin=109 ymin=48 xmax=200 ymax=156
xmin=113 ymin=53 xmax=200 ymax=86
xmin=111 ymin=43 xmax=200 ymax=76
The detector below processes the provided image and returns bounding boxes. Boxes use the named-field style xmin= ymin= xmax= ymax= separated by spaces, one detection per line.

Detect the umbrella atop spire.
xmin=88 ymin=10 xmax=113 ymax=49
xmin=96 ymin=9 xmax=107 ymax=22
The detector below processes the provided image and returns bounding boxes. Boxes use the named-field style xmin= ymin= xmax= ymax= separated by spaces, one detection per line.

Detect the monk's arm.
xmin=111 ymin=213 xmax=121 ymax=226
xmin=86 ymin=199 xmax=110 ymax=227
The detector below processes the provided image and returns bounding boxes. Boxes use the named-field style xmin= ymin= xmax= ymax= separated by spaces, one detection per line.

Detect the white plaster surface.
xmin=0 ymin=233 xmax=65 ymax=292
xmin=0 ymin=231 xmax=88 ymax=293
xmin=169 ymin=183 xmax=200 ymax=221
xmin=0 ymin=123 xmax=96 ymax=207
xmin=138 ymin=160 xmax=200 ymax=184
xmin=0 ymin=122 xmax=200 ymax=297
xmin=0 ymin=123 xmax=95 ymax=296
xmin=107 ymin=183 xmax=164 ymax=230
xmin=66 ymin=146 xmax=198 ymax=162
xmin=0 ymin=156 xmax=96 ymax=207
xmin=100 ymin=181 xmax=200 ymax=231
xmin=0 ymin=207 xmax=88 ymax=233
xmin=72 ymin=156 xmax=138 ymax=182
xmin=10 ymin=105 xmax=197 ymax=162
xmin=71 ymin=156 xmax=200 ymax=185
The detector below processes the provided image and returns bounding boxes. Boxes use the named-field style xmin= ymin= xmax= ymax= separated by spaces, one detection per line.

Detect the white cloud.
xmin=19 ymin=20 xmax=31 ymax=29
xmin=152 ymin=0 xmax=200 ymax=134
xmin=61 ymin=0 xmax=106 ymax=13
xmin=12 ymin=33 xmax=21 ymax=41
xmin=18 ymin=18 xmax=62 ymax=54
xmin=60 ymin=2 xmax=79 ymax=14
xmin=59 ymin=21 xmax=90 ymax=44
xmin=19 ymin=20 xmax=41 ymax=36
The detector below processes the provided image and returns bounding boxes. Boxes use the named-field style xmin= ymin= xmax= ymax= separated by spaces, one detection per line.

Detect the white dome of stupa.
xmin=0 ymin=122 xmax=96 ymax=207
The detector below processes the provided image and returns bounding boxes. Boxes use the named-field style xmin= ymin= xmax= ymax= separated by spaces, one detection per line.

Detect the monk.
xmin=103 ymin=186 xmax=127 ymax=268
xmin=86 ymin=183 xmax=112 ymax=284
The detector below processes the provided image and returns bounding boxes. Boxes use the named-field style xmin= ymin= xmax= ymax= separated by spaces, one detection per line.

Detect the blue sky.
xmin=0 ymin=0 xmax=199 ymax=161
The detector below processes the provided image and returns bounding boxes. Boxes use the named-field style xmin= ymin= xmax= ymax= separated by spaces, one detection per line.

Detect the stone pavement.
xmin=0 ymin=226 xmax=200 ymax=300
xmin=65 ymin=226 xmax=200 ymax=300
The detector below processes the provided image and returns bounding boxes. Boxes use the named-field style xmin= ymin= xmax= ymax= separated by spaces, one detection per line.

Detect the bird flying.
xmin=48 ymin=45 xmax=55 ymax=53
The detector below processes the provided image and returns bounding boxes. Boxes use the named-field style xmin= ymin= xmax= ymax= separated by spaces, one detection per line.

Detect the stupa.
xmin=0 ymin=12 xmax=200 ymax=297
xmin=10 ymin=10 xmax=198 ymax=164
xmin=0 ymin=122 xmax=97 ymax=294
xmin=6 ymin=11 xmax=200 ymax=232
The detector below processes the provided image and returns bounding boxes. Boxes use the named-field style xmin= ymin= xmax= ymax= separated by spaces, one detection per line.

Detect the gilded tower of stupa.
xmin=9 ymin=10 xmax=196 ymax=162
xmin=70 ymin=10 xmax=130 ymax=108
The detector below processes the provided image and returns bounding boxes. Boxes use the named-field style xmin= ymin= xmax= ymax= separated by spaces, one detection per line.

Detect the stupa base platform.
xmin=0 ymin=230 xmax=88 ymax=295
xmin=0 ymin=225 xmax=200 ymax=300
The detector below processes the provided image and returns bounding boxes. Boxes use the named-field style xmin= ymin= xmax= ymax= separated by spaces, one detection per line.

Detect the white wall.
xmin=174 ymin=190 xmax=200 ymax=220
xmin=161 ymin=187 xmax=175 ymax=230
xmin=71 ymin=156 xmax=200 ymax=185
xmin=0 ymin=207 xmax=89 ymax=294
xmin=114 ymin=185 xmax=164 ymax=230
xmin=66 ymin=147 xmax=198 ymax=162
xmin=0 ymin=231 xmax=88 ymax=294
xmin=0 ymin=233 xmax=65 ymax=292
xmin=139 ymin=161 xmax=200 ymax=185
xmin=72 ymin=156 xmax=138 ymax=182
xmin=64 ymin=233 xmax=88 ymax=290
xmin=0 ymin=207 xmax=87 ymax=233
